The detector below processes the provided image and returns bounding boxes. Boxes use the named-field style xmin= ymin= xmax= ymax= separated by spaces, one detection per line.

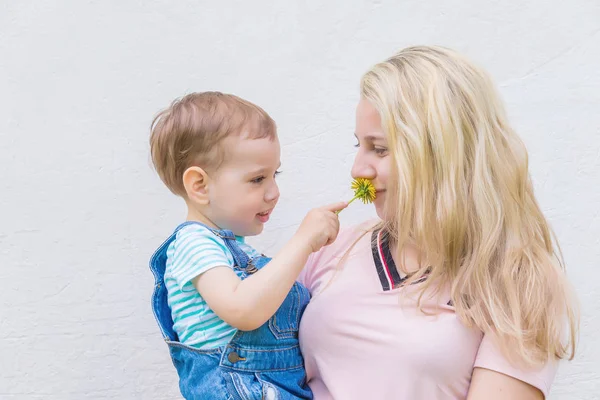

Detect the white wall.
xmin=1 ymin=1 xmax=598 ymax=399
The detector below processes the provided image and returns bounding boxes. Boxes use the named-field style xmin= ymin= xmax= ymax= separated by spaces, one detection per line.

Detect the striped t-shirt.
xmin=164 ymin=223 xmax=261 ymax=349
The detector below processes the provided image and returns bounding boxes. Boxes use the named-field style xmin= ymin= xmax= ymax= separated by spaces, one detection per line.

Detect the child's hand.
xmin=294 ymin=202 xmax=348 ymax=253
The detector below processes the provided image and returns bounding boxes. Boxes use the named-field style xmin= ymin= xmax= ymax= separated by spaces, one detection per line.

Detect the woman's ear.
xmin=182 ymin=166 xmax=210 ymax=205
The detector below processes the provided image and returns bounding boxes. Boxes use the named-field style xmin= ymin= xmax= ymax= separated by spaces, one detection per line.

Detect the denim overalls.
xmin=150 ymin=222 xmax=313 ymax=400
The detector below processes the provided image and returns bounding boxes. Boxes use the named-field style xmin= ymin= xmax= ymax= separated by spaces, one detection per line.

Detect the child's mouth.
xmin=256 ymin=210 xmax=272 ymax=223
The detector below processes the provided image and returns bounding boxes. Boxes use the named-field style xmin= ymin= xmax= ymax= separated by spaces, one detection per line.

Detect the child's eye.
xmin=250 ymin=176 xmax=265 ymax=184
xmin=353 ymin=142 xmax=360 ymax=148
xmin=274 ymin=170 xmax=282 ymax=178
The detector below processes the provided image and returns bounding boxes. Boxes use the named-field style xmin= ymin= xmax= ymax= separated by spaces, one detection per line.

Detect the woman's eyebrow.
xmin=354 ymin=133 xmax=385 ymax=142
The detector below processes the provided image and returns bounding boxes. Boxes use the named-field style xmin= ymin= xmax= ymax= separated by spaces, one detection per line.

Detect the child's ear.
xmin=182 ymin=166 xmax=210 ymax=205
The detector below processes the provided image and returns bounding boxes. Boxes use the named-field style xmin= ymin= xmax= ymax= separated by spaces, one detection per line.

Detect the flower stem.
xmin=335 ymin=195 xmax=359 ymax=215
xmin=346 ymin=195 xmax=359 ymax=206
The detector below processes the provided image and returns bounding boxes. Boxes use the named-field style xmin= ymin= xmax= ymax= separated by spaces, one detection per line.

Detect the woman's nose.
xmin=351 ymin=153 xmax=376 ymax=180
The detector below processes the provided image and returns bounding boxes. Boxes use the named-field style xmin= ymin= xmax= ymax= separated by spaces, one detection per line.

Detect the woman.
xmin=298 ymin=46 xmax=578 ymax=399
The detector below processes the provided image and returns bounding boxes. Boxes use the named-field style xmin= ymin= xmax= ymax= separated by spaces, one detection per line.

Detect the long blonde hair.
xmin=360 ymin=45 xmax=578 ymax=366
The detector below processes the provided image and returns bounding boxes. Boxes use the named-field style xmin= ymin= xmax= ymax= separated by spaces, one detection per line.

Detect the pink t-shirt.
xmin=298 ymin=224 xmax=558 ymax=400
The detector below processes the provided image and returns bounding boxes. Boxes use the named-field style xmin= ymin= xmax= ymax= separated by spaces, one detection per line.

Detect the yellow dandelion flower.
xmin=336 ymin=178 xmax=376 ymax=214
xmin=350 ymin=178 xmax=376 ymax=204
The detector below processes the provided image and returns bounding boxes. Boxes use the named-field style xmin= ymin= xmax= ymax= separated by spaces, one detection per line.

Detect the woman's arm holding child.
xmin=193 ymin=202 xmax=347 ymax=331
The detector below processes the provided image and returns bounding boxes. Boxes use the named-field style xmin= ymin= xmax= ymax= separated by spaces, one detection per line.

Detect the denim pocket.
xmin=262 ymin=383 xmax=280 ymax=400
xmin=225 ymin=372 xmax=264 ymax=400
xmin=268 ymin=284 xmax=303 ymax=339
xmin=256 ymin=370 xmax=312 ymax=400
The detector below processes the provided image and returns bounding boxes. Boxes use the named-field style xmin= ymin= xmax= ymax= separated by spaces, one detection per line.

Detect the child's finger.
xmin=324 ymin=201 xmax=348 ymax=213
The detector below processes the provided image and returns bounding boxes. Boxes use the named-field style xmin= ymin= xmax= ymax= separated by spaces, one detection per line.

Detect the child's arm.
xmin=193 ymin=201 xmax=347 ymax=331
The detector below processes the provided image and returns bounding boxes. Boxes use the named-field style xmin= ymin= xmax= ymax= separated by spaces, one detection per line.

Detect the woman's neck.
xmin=389 ymin=238 xmax=426 ymax=277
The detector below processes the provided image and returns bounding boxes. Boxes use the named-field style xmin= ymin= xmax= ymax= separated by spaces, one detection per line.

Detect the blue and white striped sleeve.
xmin=170 ymin=225 xmax=234 ymax=291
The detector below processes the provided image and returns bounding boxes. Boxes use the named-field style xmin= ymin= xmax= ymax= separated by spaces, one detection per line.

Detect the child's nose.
xmin=265 ymin=182 xmax=280 ymax=202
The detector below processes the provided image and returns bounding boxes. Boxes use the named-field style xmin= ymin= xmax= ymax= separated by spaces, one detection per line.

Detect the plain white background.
xmin=1 ymin=1 xmax=599 ymax=399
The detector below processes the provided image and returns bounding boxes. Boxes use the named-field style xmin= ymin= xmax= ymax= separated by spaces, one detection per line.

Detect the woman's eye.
xmin=374 ymin=147 xmax=388 ymax=155
xmin=274 ymin=170 xmax=282 ymax=178
xmin=251 ymin=176 xmax=265 ymax=184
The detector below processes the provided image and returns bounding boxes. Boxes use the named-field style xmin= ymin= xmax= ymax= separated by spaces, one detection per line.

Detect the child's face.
xmin=206 ymin=134 xmax=281 ymax=236
xmin=351 ymin=98 xmax=391 ymax=220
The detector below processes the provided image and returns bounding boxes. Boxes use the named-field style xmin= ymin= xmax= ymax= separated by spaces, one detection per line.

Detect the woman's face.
xmin=351 ymin=98 xmax=391 ymax=219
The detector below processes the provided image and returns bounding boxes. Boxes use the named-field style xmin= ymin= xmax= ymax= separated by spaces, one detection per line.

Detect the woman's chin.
xmin=374 ymin=204 xmax=386 ymax=220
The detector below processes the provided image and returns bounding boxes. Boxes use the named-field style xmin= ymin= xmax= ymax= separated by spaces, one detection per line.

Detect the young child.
xmin=148 ymin=92 xmax=346 ymax=400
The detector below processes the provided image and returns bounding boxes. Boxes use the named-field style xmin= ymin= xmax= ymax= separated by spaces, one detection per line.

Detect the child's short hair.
xmin=150 ymin=91 xmax=277 ymax=196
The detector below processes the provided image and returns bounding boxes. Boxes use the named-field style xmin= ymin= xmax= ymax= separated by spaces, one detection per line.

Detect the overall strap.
xmin=212 ymin=230 xmax=257 ymax=274
xmin=179 ymin=221 xmax=255 ymax=274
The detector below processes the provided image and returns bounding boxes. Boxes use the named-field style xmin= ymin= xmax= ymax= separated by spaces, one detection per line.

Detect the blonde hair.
xmin=150 ymin=91 xmax=276 ymax=196
xmin=360 ymin=45 xmax=578 ymax=366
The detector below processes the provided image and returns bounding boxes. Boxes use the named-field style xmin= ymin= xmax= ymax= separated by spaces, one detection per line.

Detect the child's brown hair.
xmin=150 ymin=91 xmax=277 ymax=196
